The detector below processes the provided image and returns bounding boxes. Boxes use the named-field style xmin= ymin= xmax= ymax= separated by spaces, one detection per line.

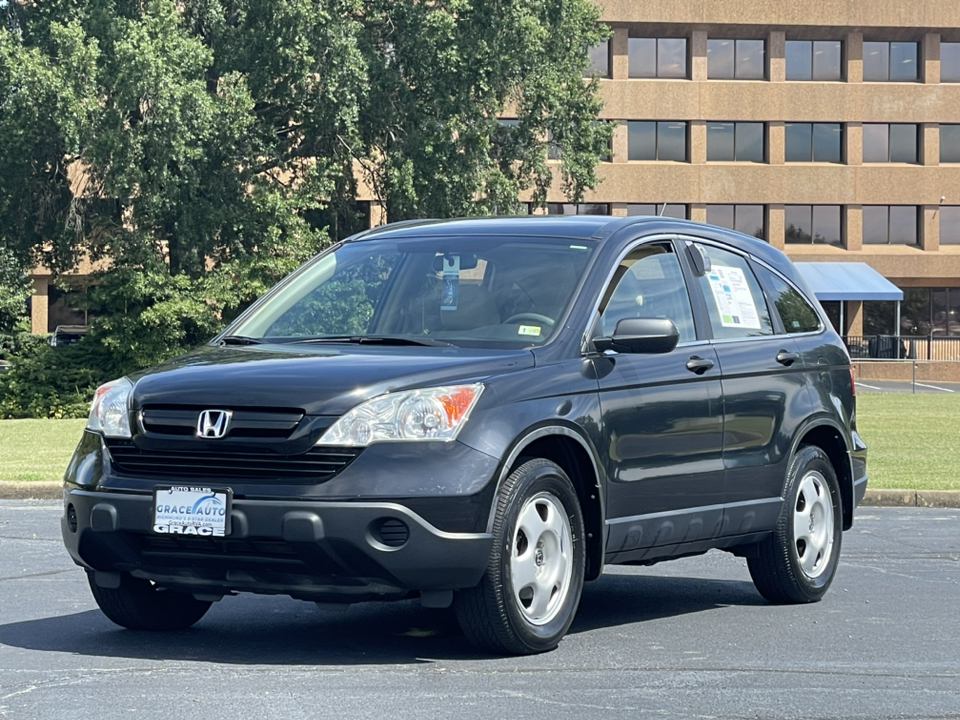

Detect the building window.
xmin=707 ymin=39 xmax=765 ymax=79
xmin=547 ymin=203 xmax=609 ymax=215
xmin=706 ymin=205 xmax=765 ymax=239
xmin=785 ymin=206 xmax=842 ymax=244
xmin=627 ymin=121 xmax=688 ymax=161
xmin=629 ymin=38 xmax=687 ymax=78
xmin=707 ymin=122 xmax=764 ymax=162
xmin=863 ymin=41 xmax=918 ymax=82
xmin=941 ymin=125 xmax=960 ymax=163
xmin=586 ymin=40 xmax=610 ymax=78
xmin=785 ymin=40 xmax=842 ymax=80
xmin=785 ymin=123 xmax=842 ymax=162
xmin=933 ymin=289 xmax=960 ymax=336
xmin=863 ymin=206 xmax=918 ymax=245
xmin=626 ymin=204 xmax=688 ymax=219
xmin=942 ymin=43 xmax=960 ymax=82
xmin=904 ymin=288 xmax=960 ymax=337
xmin=863 ymin=124 xmax=918 ymax=163
xmin=941 ymin=207 xmax=960 ymax=244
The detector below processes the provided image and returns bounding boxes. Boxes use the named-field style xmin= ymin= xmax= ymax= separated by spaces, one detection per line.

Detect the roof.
xmin=351 ymin=215 xmax=624 ymax=241
xmin=794 ymin=262 xmax=903 ymax=302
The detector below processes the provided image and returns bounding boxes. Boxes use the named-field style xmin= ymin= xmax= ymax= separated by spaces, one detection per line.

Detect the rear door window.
xmin=693 ymin=244 xmax=773 ymax=339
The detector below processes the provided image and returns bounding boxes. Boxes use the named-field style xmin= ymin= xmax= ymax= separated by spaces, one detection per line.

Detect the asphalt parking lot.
xmin=853 ymin=377 xmax=959 ymax=394
xmin=1 ymin=501 xmax=958 ymax=720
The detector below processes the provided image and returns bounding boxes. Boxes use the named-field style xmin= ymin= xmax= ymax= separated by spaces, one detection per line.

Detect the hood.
xmin=130 ymin=344 xmax=534 ymax=415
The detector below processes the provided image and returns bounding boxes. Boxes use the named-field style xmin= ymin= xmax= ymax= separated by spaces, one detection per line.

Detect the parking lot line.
xmin=856 ymin=382 xmax=882 ymax=390
xmin=913 ymin=382 xmax=956 ymax=393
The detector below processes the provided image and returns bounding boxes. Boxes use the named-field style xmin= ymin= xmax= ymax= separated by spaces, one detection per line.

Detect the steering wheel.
xmin=504 ymin=313 xmax=556 ymax=327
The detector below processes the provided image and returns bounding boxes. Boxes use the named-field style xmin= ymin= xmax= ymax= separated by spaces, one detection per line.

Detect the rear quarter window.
xmin=755 ymin=265 xmax=823 ymax=334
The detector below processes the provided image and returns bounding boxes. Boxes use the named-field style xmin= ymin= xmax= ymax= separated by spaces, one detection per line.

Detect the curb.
xmin=1 ymin=483 xmax=959 ymax=508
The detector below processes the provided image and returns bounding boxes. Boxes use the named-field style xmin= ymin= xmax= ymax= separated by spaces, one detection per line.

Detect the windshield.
xmin=228 ymin=234 xmax=596 ymax=348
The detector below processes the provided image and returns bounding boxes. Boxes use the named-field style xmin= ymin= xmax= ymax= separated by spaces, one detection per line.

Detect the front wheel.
xmin=455 ymin=458 xmax=585 ymax=655
xmin=88 ymin=571 xmax=212 ymax=631
xmin=748 ymin=445 xmax=843 ymax=604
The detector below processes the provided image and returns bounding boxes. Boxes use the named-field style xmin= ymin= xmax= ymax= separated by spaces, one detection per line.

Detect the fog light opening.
xmin=371 ymin=517 xmax=410 ymax=549
xmin=67 ymin=504 xmax=78 ymax=533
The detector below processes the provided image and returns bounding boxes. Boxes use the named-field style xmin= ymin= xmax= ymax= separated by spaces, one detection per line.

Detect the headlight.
xmin=86 ymin=378 xmax=134 ymax=438
xmin=318 ymin=384 xmax=484 ymax=446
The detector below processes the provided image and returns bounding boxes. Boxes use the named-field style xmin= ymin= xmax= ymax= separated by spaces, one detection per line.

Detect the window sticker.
xmin=706 ymin=266 xmax=761 ymax=329
xmin=441 ymin=255 xmax=460 ymax=311
xmin=518 ymin=325 xmax=542 ymax=337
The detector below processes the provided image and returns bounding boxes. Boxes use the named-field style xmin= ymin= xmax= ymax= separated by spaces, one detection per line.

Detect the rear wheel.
xmin=88 ymin=571 xmax=212 ymax=631
xmin=748 ymin=445 xmax=842 ymax=603
xmin=455 ymin=458 xmax=585 ymax=655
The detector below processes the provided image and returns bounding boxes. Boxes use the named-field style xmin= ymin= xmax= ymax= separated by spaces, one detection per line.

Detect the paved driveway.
xmin=1 ymin=501 xmax=958 ymax=720
xmin=853 ymin=377 xmax=959 ymax=394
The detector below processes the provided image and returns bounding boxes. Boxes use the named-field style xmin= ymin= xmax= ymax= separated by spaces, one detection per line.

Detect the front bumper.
xmin=62 ymin=488 xmax=493 ymax=602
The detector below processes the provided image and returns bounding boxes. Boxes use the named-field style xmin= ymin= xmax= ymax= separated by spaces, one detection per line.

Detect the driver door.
xmin=594 ymin=239 xmax=725 ymax=562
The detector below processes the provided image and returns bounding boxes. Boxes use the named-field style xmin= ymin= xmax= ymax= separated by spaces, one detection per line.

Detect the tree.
xmin=1 ymin=0 xmax=612 ymax=373
xmin=0 ymin=247 xmax=32 ymax=334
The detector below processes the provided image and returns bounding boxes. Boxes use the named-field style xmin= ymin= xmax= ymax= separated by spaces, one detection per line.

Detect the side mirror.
xmin=686 ymin=243 xmax=711 ymax=276
xmin=593 ymin=318 xmax=680 ymax=354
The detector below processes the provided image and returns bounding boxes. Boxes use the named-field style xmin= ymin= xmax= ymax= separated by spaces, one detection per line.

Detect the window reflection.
xmin=547 ymin=203 xmax=609 ymax=216
xmin=941 ymin=125 xmax=960 ymax=163
xmin=786 ymin=123 xmax=842 ymax=162
xmin=864 ymin=41 xmax=918 ymax=82
xmin=863 ymin=206 xmax=918 ymax=244
xmin=628 ymin=122 xmax=688 ymax=161
xmin=586 ymin=40 xmax=610 ymax=78
xmin=942 ymin=42 xmax=960 ymax=82
xmin=708 ymin=39 xmax=764 ymax=79
xmin=706 ymin=205 xmax=765 ymax=239
xmin=785 ymin=206 xmax=841 ymax=244
xmin=863 ymin=124 xmax=917 ymax=163
xmin=626 ymin=204 xmax=688 ymax=219
xmin=786 ymin=40 xmax=842 ymax=80
xmin=629 ymin=38 xmax=688 ymax=78
xmin=707 ymin=122 xmax=764 ymax=162
xmin=942 ymin=207 xmax=960 ymax=244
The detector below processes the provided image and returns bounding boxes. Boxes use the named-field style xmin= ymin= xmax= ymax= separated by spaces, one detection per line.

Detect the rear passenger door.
xmin=685 ymin=241 xmax=810 ymax=537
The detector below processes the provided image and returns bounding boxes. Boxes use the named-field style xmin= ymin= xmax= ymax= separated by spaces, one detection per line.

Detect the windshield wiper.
xmin=293 ymin=335 xmax=455 ymax=348
xmin=218 ymin=335 xmax=264 ymax=346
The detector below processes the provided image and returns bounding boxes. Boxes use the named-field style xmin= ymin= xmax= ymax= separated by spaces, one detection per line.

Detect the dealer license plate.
xmin=153 ymin=486 xmax=232 ymax=537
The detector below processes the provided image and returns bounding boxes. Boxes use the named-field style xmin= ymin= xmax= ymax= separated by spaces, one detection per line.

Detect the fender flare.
xmin=485 ymin=423 xmax=606 ymax=540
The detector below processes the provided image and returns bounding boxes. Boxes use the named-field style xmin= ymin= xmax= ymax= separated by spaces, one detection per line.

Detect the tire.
xmin=87 ymin=571 xmax=212 ymax=631
xmin=455 ymin=458 xmax=585 ymax=655
xmin=748 ymin=445 xmax=843 ymax=604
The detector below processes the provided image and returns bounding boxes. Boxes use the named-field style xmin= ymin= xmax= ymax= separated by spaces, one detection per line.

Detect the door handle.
xmin=776 ymin=350 xmax=801 ymax=366
xmin=686 ymin=356 xmax=715 ymax=374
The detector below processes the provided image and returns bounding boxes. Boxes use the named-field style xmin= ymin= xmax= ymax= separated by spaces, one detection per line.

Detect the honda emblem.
xmin=197 ymin=409 xmax=233 ymax=439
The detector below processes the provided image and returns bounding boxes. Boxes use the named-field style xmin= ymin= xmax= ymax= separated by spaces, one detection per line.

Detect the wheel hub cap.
xmin=793 ymin=470 xmax=835 ymax=579
xmin=509 ymin=492 xmax=573 ymax=626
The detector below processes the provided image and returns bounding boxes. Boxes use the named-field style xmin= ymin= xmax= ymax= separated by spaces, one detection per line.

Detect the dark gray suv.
xmin=61 ymin=216 xmax=868 ymax=655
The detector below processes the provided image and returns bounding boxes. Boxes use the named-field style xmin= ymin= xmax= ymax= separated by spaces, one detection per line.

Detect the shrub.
xmin=0 ymin=333 xmax=112 ymax=419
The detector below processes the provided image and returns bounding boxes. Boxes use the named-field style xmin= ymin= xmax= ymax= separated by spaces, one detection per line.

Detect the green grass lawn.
xmin=0 ymin=418 xmax=87 ymax=483
xmin=855 ymin=393 xmax=959 ymax=491
xmin=0 ymin=394 xmax=956 ymax=489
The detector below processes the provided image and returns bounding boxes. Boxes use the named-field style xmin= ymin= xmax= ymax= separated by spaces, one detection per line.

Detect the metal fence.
xmin=844 ymin=335 xmax=960 ymax=362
